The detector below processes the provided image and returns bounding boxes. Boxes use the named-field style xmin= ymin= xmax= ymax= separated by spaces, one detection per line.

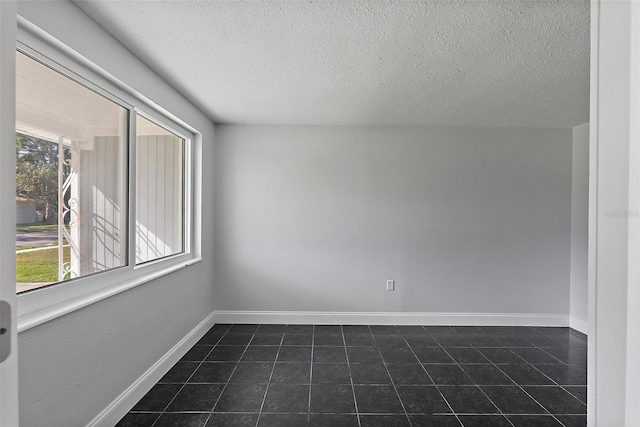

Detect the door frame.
xmin=0 ymin=1 xmax=20 ymax=426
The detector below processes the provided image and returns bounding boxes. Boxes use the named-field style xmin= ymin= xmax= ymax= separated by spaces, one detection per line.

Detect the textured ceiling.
xmin=73 ymin=0 xmax=589 ymax=128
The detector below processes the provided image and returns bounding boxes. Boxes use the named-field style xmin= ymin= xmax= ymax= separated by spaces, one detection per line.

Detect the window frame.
xmin=16 ymin=17 xmax=202 ymax=332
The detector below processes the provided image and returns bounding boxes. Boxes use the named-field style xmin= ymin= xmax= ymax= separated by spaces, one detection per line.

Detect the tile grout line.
xmin=403 ymin=325 xmax=463 ymax=427
xmin=436 ymin=331 xmax=516 ymax=427
xmin=254 ymin=326 xmax=286 ymax=427
xmin=343 ymin=325 xmax=363 ymax=427
xmin=148 ymin=323 xmax=232 ymax=427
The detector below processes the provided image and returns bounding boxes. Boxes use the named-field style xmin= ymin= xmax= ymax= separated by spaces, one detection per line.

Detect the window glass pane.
xmin=136 ymin=114 xmax=184 ymax=264
xmin=15 ymin=52 xmax=127 ymax=293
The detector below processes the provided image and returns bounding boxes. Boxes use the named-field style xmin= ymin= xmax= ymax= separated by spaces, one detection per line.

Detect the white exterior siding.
xmin=136 ymin=134 xmax=183 ymax=264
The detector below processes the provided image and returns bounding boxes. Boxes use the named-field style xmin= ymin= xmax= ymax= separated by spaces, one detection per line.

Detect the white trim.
xmin=86 ymin=311 xmax=216 ymax=427
xmin=212 ymin=311 xmax=570 ymax=327
xmin=17 ymin=257 xmax=201 ymax=333
xmin=570 ymin=316 xmax=589 ymax=335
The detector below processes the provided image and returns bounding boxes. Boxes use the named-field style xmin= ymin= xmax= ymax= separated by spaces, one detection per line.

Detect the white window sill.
xmin=17 ymin=256 xmax=202 ymax=333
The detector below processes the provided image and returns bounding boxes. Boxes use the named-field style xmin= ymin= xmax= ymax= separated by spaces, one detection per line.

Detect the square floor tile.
xmin=310 ymin=384 xmax=356 ymax=413
xmin=396 ymin=325 xmax=429 ymax=334
xmin=438 ymin=386 xmax=499 ymax=413
xmin=563 ymin=386 xmax=587 ymax=404
xmin=386 ymin=363 xmax=433 ymax=385
xmin=434 ymin=335 xmax=471 ymax=347
xmin=374 ymin=334 xmax=408 ymax=347
xmin=250 ymin=333 xmax=283 ymax=346
xmin=477 ymin=348 xmax=525 ymax=364
xmin=278 ymin=346 xmax=312 ymax=363
xmin=180 ymin=345 xmax=213 ymax=362
xmin=461 ymin=365 xmax=515 ymax=386
xmin=555 ymin=415 xmax=587 ymax=427
xmin=359 ymin=414 xmax=411 ymax=426
xmin=314 ymin=333 xmax=345 ymax=346
xmin=342 ymin=325 xmax=371 ymax=334
xmin=369 ymin=325 xmax=400 ymax=334
xmin=511 ymin=348 xmax=562 ymax=364
xmin=344 ymin=334 xmax=376 ymax=346
xmin=523 ymin=386 xmax=587 ymax=415
xmin=240 ymin=346 xmax=279 ymax=362
xmin=207 ymin=346 xmax=246 ymax=362
xmin=132 ymin=383 xmax=181 ymax=411
xmin=396 ymin=385 xmax=451 ymax=414
xmin=312 ymin=363 xmax=351 ymax=384
xmin=205 ymin=413 xmax=259 ymax=427
xmin=354 ymin=385 xmax=404 ymax=414
xmin=270 ymin=362 xmax=311 ymax=384
xmin=413 ymin=348 xmax=454 ymax=363
xmin=378 ymin=347 xmax=419 ymax=363
xmin=409 ymin=415 xmax=461 ymax=426
xmin=283 ymin=333 xmax=313 ymax=346
xmin=508 ymin=415 xmax=564 ymax=426
xmin=214 ymin=383 xmax=268 ymax=412
xmin=541 ymin=348 xmax=587 ymax=364
xmin=189 ymin=362 xmax=237 ymax=383
xmin=534 ymin=365 xmax=586 ymax=385
xmin=404 ymin=335 xmax=439 ymax=347
xmin=309 ymin=414 xmax=358 ymax=427
xmin=422 ymin=326 xmax=455 ymax=335
xmin=497 ymin=364 xmax=554 ymax=386
xmin=460 ymin=336 xmax=502 ymax=348
xmin=116 ymin=413 xmax=160 ymax=427
xmin=347 ymin=347 xmax=382 ymax=363
xmin=159 ymin=362 xmax=199 ymax=383
xmin=262 ymin=384 xmax=310 ymax=413
xmin=350 ymin=363 xmax=392 ymax=385
xmin=271 ymin=363 xmax=311 ymax=384
xmin=423 ymin=364 xmax=474 ymax=385
xmin=219 ymin=333 xmax=254 ymax=346
xmin=481 ymin=386 xmax=546 ymax=414
xmin=153 ymin=413 xmax=210 ymax=427
xmin=456 ymin=415 xmax=512 ymax=426
xmin=446 ymin=348 xmax=490 ymax=364
xmin=166 ymin=383 xmax=225 ymax=412
xmin=314 ymin=346 xmax=347 ymax=363
xmin=229 ymin=324 xmax=259 ymax=333
xmin=314 ymin=325 xmax=343 ymax=334
xmin=258 ymin=413 xmax=309 ymax=427
xmin=256 ymin=325 xmax=286 ymax=334
xmin=286 ymin=324 xmax=314 ymax=333
xmin=228 ymin=362 xmax=273 ymax=383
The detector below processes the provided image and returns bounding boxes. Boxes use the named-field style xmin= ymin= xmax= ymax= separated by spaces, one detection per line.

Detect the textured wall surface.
xmin=75 ymin=0 xmax=589 ymax=127
xmin=214 ymin=125 xmax=572 ymax=315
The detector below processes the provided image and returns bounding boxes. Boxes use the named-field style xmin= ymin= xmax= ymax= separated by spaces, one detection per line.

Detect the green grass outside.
xmin=16 ymin=246 xmax=70 ymax=283
xmin=16 ymin=242 xmax=58 ymax=251
xmin=16 ymin=224 xmax=58 ymax=233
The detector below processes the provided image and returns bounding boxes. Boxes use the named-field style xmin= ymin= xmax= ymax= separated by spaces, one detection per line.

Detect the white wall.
xmin=570 ymin=123 xmax=589 ymax=333
xmin=214 ymin=125 xmax=572 ymax=321
xmin=14 ymin=2 xmax=215 ymax=426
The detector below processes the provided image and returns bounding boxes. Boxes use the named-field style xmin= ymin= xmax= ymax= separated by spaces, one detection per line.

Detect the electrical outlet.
xmin=386 ymin=279 xmax=395 ymax=291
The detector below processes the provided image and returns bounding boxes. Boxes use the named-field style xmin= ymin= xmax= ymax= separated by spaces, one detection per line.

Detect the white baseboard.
xmin=87 ymin=311 xmax=217 ymax=427
xmin=212 ymin=310 xmax=569 ymax=327
xmin=570 ymin=316 xmax=589 ymax=335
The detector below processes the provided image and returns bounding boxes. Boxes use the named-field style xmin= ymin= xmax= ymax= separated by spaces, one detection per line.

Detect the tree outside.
xmin=15 ymin=133 xmax=70 ymax=223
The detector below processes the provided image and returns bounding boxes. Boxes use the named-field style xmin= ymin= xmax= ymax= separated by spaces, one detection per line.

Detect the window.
xmin=16 ymin=52 xmax=127 ymax=292
xmin=15 ymin=29 xmax=200 ymax=331
xmin=136 ymin=115 xmax=185 ymax=264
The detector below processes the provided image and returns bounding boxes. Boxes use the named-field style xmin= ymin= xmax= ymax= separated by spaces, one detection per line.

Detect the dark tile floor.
xmin=116 ymin=324 xmax=587 ymax=427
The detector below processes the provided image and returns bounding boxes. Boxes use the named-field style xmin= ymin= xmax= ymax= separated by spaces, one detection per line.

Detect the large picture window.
xmin=16 ymin=52 xmax=128 ymax=292
xmin=14 ymin=41 xmax=198 ymax=322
